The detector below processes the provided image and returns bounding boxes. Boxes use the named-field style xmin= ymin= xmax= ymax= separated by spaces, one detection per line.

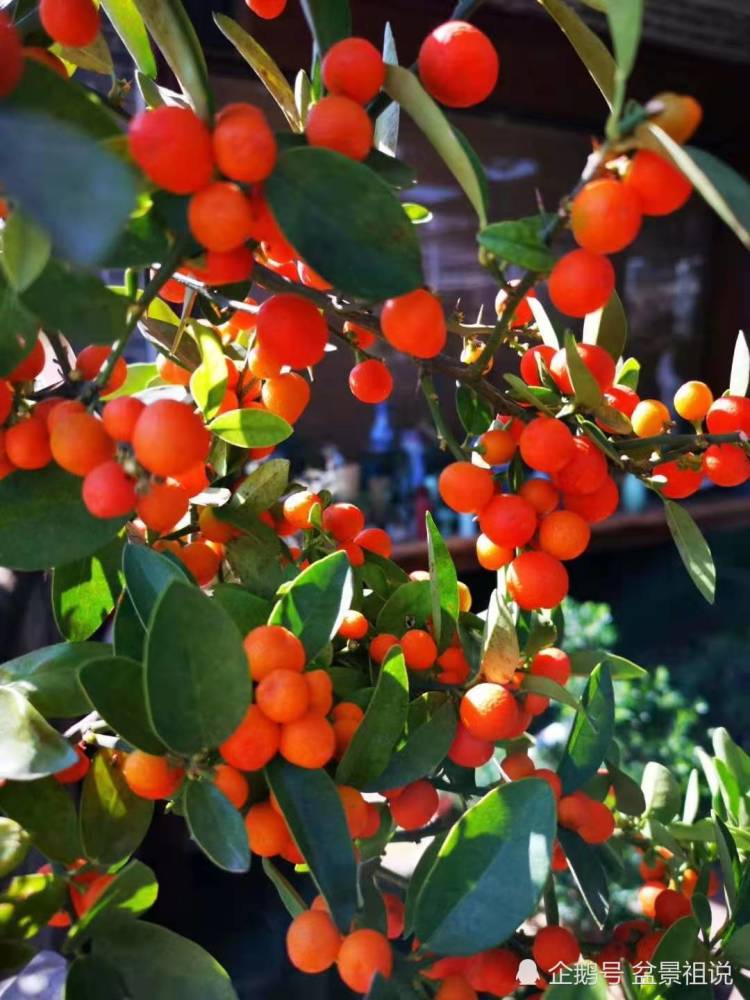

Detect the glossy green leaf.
xmin=426 ymin=512 xmax=458 ymax=650
xmin=219 ymin=458 xmax=290 ymax=517
xmin=583 ymin=291 xmax=628 ymax=362
xmin=0 ymin=818 xmax=30 ymax=878
xmin=725 ymin=925 xmax=750 ymax=968
xmin=261 ymin=859 xmax=306 ymax=918
xmin=403 ymin=202 xmax=432 ymax=224
xmin=608 ymin=762 xmax=646 ymax=816
xmin=53 ymin=32 xmax=114 ymax=75
xmin=265 ymin=758 xmax=357 ymax=932
xmin=478 ymin=215 xmax=555 ymax=271
xmin=212 ymin=585 xmax=271 ymax=634
xmin=226 ymin=532 xmax=285 ymax=601
xmin=364 ymin=148 xmax=416 ymax=191
xmin=503 ymin=373 xmax=555 ymax=414
xmin=336 ymin=647 xmax=409 ymax=788
xmin=207 ymin=408 xmax=292 ymax=448
xmin=190 ymin=328 xmax=227 ymax=421
xmin=113 ymin=595 xmax=145 ymax=661
xmin=6 ymin=60 xmax=121 ymax=138
xmin=80 ymin=750 xmax=154 ymax=867
xmin=366 ymin=697 xmax=456 ymax=791
xmin=0 ymin=641 xmax=108 ymax=717
xmin=415 ymin=779 xmax=555 ymax=954
xmin=69 ymin=861 xmax=159 ymax=946
xmin=103 ymin=213 xmax=171 ymax=269
xmin=79 ymin=656 xmax=164 ymax=754
xmin=455 ymin=385 xmax=493 ymax=436
xmin=265 ymin=146 xmax=423 ymax=301
xmin=1 ymin=210 xmax=51 ymax=292
xmin=299 ymin=0 xmax=351 ymax=54
xmin=0 ymin=467 xmax=127 ymax=571
xmin=269 ymin=550 xmax=352 ymax=659
xmin=65 ymin=955 xmax=129 ymax=1000
xmin=558 ymin=663 xmax=614 ymax=794
xmin=122 ymin=543 xmax=190 ymax=627
xmin=0 ymin=777 xmax=81 ymax=864
xmin=145 ymin=581 xmax=251 ymax=755
xmin=642 ymin=761 xmax=681 ymax=822
xmin=650 ymin=914 xmax=700 ymax=968
xmin=537 ymin=0 xmax=615 ymax=108
xmin=520 ymin=673 xmax=580 ymax=711
xmin=557 ymin=828 xmax=610 ymax=927
xmin=664 ymin=499 xmax=716 ymax=604
xmin=184 ymin=780 xmax=250 ymax=874
xmin=604 ymin=0 xmax=643 ymax=129
xmin=375 ymin=580 xmax=432 ymax=636
xmin=0 ymin=275 xmax=38 ymax=376
xmin=569 ymin=648 xmax=646 ymax=680
xmin=0 ymin=687 xmax=77 ymax=781
xmin=0 ymin=872 xmax=66 ymax=940
xmin=616 ymin=355 xmax=640 ymax=390
xmin=101 ymin=0 xmax=157 ymax=77
xmin=564 ymin=331 xmax=604 ymax=408
xmin=53 ymin=537 xmax=124 ymax=642
xmin=481 ymin=589 xmax=521 ymax=685
xmin=729 ymin=331 xmax=749 ymax=398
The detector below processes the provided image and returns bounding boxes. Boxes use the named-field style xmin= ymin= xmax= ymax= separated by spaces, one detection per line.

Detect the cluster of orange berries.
xmin=39 ymin=859 xmax=114 ymax=931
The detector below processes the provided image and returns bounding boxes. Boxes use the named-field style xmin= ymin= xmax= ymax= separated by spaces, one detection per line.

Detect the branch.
xmin=420 ymin=372 xmax=465 ymax=460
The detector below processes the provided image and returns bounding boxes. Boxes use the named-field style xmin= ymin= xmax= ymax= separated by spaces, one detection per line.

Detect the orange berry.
xmin=287 ymin=909 xmax=342 ymax=973
xmin=246 ymin=0 xmax=286 ymax=16
xmin=448 ymin=722 xmax=494 ymax=767
xmin=333 ymin=716 xmax=360 ymax=758
xmin=465 ymin=948 xmax=519 ymax=995
xmin=550 ymin=343 xmax=616 ymax=396
xmin=519 ymin=417 xmax=576 ymax=474
xmin=135 ymin=481 xmax=189 ymax=534
xmin=625 ymin=150 xmax=692 ymax=216
xmin=435 ymin=974 xmax=477 ymax=1000
xmin=8 ymin=338 xmax=46 ymax=383
xmin=380 ymin=289 xmax=446 ymax=359
xmin=322 ymin=37 xmax=385 ymax=104
xmin=322 ymin=502 xmax=365 ymax=542
xmin=43 ymin=399 xmax=84 ymax=431
xmin=532 ymin=925 xmax=580 ymax=973
xmin=256 ymin=293 xmax=328 ymax=370
xmin=256 ymin=668 xmax=310 ymax=724
xmin=189 ymin=182 xmax=255 ymax=252
xmin=245 ymin=801 xmax=289 ymax=857
xmin=5 ymin=418 xmax=52 ymax=470
xmin=132 ymin=400 xmax=209 ymax=477
xmin=0 ymin=381 xmax=12 ymax=425
xmin=520 ymin=344 xmax=555 ymax=386
xmin=650 ymin=92 xmax=702 ymax=144
xmin=478 ymin=492 xmax=538 ymax=548
xmin=478 ymin=428 xmax=516 ymax=466
xmin=54 ymin=744 xmax=90 ymax=784
xmin=639 ymin=856 xmax=667 ymax=882
xmin=706 ymin=396 xmax=750 ymax=435
xmin=282 ymin=490 xmax=321 ymax=531
xmin=156 ymin=353 xmax=191 ymax=386
xmin=338 ymin=929 xmax=393 ymax=993
xmin=370 ymin=632 xmax=399 ymax=664
xmin=343 ymin=320 xmax=376 ymax=351
xmin=101 ymin=397 xmax=145 ymax=443
xmin=178 ymin=540 xmax=221 ymax=587
xmin=122 ymin=751 xmax=184 ymax=800
xmin=563 ymin=475 xmax=619 ymax=524
xmin=554 ymin=436 xmax=608 ymax=496
xmin=306 ymin=95 xmax=373 ymax=161
xmin=128 ymin=107 xmax=213 ymax=195
xmin=460 ymin=684 xmax=521 ymax=741
xmin=173 ymin=461 xmax=209 ymax=498
xmin=349 ymin=360 xmax=393 ymax=404
xmin=419 ymin=21 xmax=498 ymax=108
xmin=538 ymin=509 xmax=591 ymax=560
xmin=75 ymin=345 xmax=127 ymax=396
xmin=401 ymin=629 xmax=437 ymax=671
xmin=475 ymin=533 xmax=513 ymax=571
xmin=652 ymin=459 xmax=703 ymax=499
xmin=338 ymin=785 xmax=369 ymax=838
xmin=674 ymin=380 xmax=713 ymax=422
xmin=532 ymin=648 xmax=571 ymax=686
xmin=436 ymin=646 xmax=471 ymax=686
xmin=305 ymin=670 xmax=334 ymax=716
xmin=69 ymin=873 xmax=114 ymax=918
xmin=331 ymin=702 xmax=365 ymax=723
xmin=439 ymin=461 xmax=495 ymax=514
xmin=83 ymin=461 xmax=136 ymax=519
xmin=39 ymin=0 xmax=98 ymax=47
xmin=50 ymin=412 xmax=114 ymax=477
xmin=535 ymin=769 xmax=562 ymax=799
xmin=0 ymin=13 xmax=22 ymax=97
xmin=519 ymin=478 xmax=559 ymax=515
xmin=213 ymin=103 xmax=277 ymax=183
xmin=338 ymin=610 xmax=369 ymax=641
xmin=631 ymin=399 xmax=671 ymax=438
xmin=548 ymin=250 xmax=615 ymax=318
xmin=220 ymin=705 xmax=280 ymax=771
xmin=198 ymin=506 xmax=236 ymax=544
xmin=639 ymin=881 xmax=668 ymax=920
xmin=578 ymin=799 xmax=615 ymax=844
xmin=390 ymin=779 xmax=439 ymax=830
xmin=703 ymin=444 xmax=750 ymax=487
xmin=213 ymin=764 xmax=248 ymax=809
xmin=262 ymin=373 xmax=310 ymax=424
xmin=244 ymin=625 xmax=306 ymax=682
xmin=507 ymin=551 xmax=569 ymax=610
xmin=502 ymin=751 xmax=535 ymax=780
xmin=571 ymin=178 xmax=642 ymax=254
xmin=280 ymin=712 xmax=336 ymax=770
xmin=495 ymin=281 xmax=537 ymax=329
xmin=355 ymin=527 xmax=393 ymax=558
xmin=458 ymin=581 xmax=472 ymax=613
xmin=653 ymin=888 xmax=691 ymax=927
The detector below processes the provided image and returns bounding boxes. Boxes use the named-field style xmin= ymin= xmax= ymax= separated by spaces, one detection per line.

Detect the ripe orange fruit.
xmin=478 ymin=493 xmax=537 ymax=547
xmin=578 ymin=799 xmax=615 ymax=844
xmin=193 ymin=246 xmax=255 ymax=286
xmin=188 ymin=182 xmax=255 ymax=252
xmin=0 ymin=381 xmax=12 ymax=425
xmin=338 ymin=610 xmax=369 ymax=641
xmin=39 ymin=0 xmax=99 ymax=47
xmin=322 ymin=37 xmax=385 ymax=104
xmin=69 ymin=873 xmax=115 ymax=918
xmin=653 ymin=888 xmax=691 ymax=927
xmin=132 ymin=400 xmax=210 ymax=477
xmin=635 ymin=930 xmax=664 ymax=963
xmin=178 ymin=541 xmax=221 ymax=587
xmin=198 ymin=506 xmax=237 ymax=544
xmin=213 ymin=103 xmax=277 ymax=183
xmin=674 ymin=380 xmax=713 ymax=422
xmin=54 ymin=744 xmax=90 ymax=784
xmin=220 ymin=705 xmax=280 ymax=771
xmin=495 ymin=281 xmax=537 ymax=328
xmin=502 ymin=751 xmax=535 ymax=780
xmin=439 ymin=461 xmax=495 ymax=514
xmin=349 ymin=360 xmax=393 ymax=404
xmin=5 ymin=418 xmax=52 ymax=470
xmin=532 ymin=925 xmax=580 ymax=972
xmin=401 ymin=629 xmax=437 ymax=671
xmin=464 ymin=948 xmax=519 ymax=995
xmin=519 ymin=344 xmax=555 ymax=387
xmin=75 ymin=345 xmax=127 ymax=396
xmin=418 ymin=21 xmax=499 ymax=108
xmin=135 ymin=481 xmax=189 ymax=534
xmin=282 ymin=489 xmax=321 ymax=530
xmin=703 ymin=444 xmax=750 ymax=487
xmin=173 ymin=461 xmax=209 ymax=497
xmin=333 ymin=716 xmax=361 ymax=758
xmin=625 ymin=150 xmax=692 ymax=216
xmin=262 ymin=373 xmax=311 ymax=424
xmin=380 ymin=289 xmax=446 ymax=359
xmin=435 ymin=974 xmax=477 ymax=1000
xmin=557 ymin=791 xmax=590 ymax=831
xmin=382 ymin=893 xmax=405 ymax=941
xmin=246 ymin=0 xmax=286 ymax=17
xmin=631 ymin=398 xmax=670 ymax=438
xmin=649 ymin=91 xmax=702 ymax=144
xmin=256 ymin=668 xmax=310 ymax=724
xmin=652 ymin=459 xmax=703 ymax=499
xmin=548 ymin=250 xmax=615 ymax=318
xmin=102 ymin=397 xmax=145 ymax=443
xmin=256 ymin=293 xmax=328 ymax=369
xmin=213 ymin=764 xmax=248 ymax=809
xmin=478 ymin=428 xmax=516 ymax=465
xmin=50 ymin=412 xmax=114 ymax=477
xmin=549 ymin=343 xmax=616 ymax=395
xmin=554 ymin=436 xmax=608 ymax=496
xmin=475 ymin=533 xmax=513 ymax=571
xmin=122 ymin=751 xmax=184 ymax=800
xmin=519 ymin=478 xmax=559 ymax=515
xmin=706 ymin=395 xmax=750 ymax=435
xmin=343 ymin=320 xmax=376 ymax=351
xmin=538 ymin=509 xmax=591 ymax=560
xmin=338 ymin=785 xmax=369 ymax=838
xmin=571 ymin=178 xmax=642 ymax=254
xmin=532 ymin=647 xmax=571 ymax=685
xmin=370 ymin=633 xmax=398 ymax=663
xmin=507 ymin=551 xmax=569 ymax=610
xmin=338 ymin=929 xmax=393 ymax=993
xmin=306 ymin=95 xmax=373 ymax=161
xmin=245 ymin=801 xmax=289 ymax=857
xmin=563 ymin=474 xmax=619 ymax=523
xmin=280 ymin=712 xmax=336 ymax=769
xmin=82 ymin=461 xmax=136 ymax=519
xmin=0 ymin=14 xmax=22 ymax=97
xmin=603 ymin=385 xmax=640 ymax=419
xmin=322 ymin=503 xmax=365 ymax=542
xmin=8 ymin=338 xmax=46 ymax=383
xmin=304 ymin=670 xmax=334 ymax=716
xmin=535 ymin=769 xmax=562 ymax=799
xmin=155 ymin=354 xmax=192 ymax=386
xmin=23 ymin=46 xmax=67 ymax=77
xmin=519 ymin=417 xmax=576 ymax=474
xmin=447 ymin=722 xmax=494 ymax=767
xmin=244 ymin=625 xmax=306 ymax=682
xmin=390 ymin=779 xmax=439 ymax=830
xmin=128 ymin=107 xmax=213 ymax=194
xmin=460 ymin=683 xmax=521 ymax=741
xmin=436 ymin=646 xmax=471 ymax=685
xmin=287 ymin=910 xmax=342 ymax=973
xmin=355 ymin=527 xmax=393 ymax=558
xmin=639 ymin=881 xmax=668 ymax=920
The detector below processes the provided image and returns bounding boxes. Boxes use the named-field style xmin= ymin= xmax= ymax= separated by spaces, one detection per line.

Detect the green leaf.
xmin=132 ymin=0 xmax=212 ymax=120
xmin=545 ymin=965 xmax=609 ymax=998
xmin=714 ymin=728 xmax=750 ymax=798
xmin=0 ymin=641 xmax=108 ymax=717
xmin=455 ymin=385 xmax=493 ymax=435
xmin=481 ymin=589 xmax=521 ymax=685
xmin=145 ymin=581 xmax=251 ymax=755
xmin=206 ymin=407 xmax=292 ymax=448
xmin=0 ymin=776 xmax=81 ymax=864
xmin=537 ymin=0 xmax=615 ymax=108
xmin=299 ymin=0 xmax=351 ymax=54
xmin=79 ymin=656 xmax=164 ymax=754
xmin=478 ymin=216 xmax=556 ymax=271
xmin=103 ymin=213 xmax=170 ymax=269
xmin=365 ymin=148 xmax=417 ymax=191
xmin=664 ymin=499 xmax=716 ymax=604
xmin=520 ymin=673 xmax=580 ymax=711
xmin=569 ymin=648 xmax=646 ymax=680
xmin=219 ymin=458 xmax=290 ymax=516
xmin=101 ymin=0 xmax=157 ymax=77
xmin=211 ymin=585 xmax=271 ymax=635
xmin=650 ymin=914 xmax=700 ymax=968
xmin=0 ymin=818 xmax=30 ymax=878
xmin=715 ymin=813 xmax=740 ymax=911
xmin=0 ymin=111 xmax=136 ymax=267
xmin=384 ymin=64 xmax=487 ymax=226
xmin=1 ymin=210 xmax=51 ymax=292
xmin=122 ymin=543 xmax=190 ymax=627
xmin=403 ymin=202 xmax=432 ymax=224
xmin=375 ymin=580 xmax=432 ymax=636
xmin=53 ymin=33 xmax=114 ymax=75
xmin=503 ymin=372 xmax=555 ymax=414
xmin=0 ymin=467 xmax=127 ymax=571
xmin=604 ymin=0 xmax=643 ymax=130
xmin=608 ymin=762 xmax=646 ymax=817
xmin=6 ymin=60 xmax=121 ymax=139
xmin=65 ymin=955 xmax=129 ymax=1000
xmin=265 ymin=758 xmax=357 ymax=931
xmin=616 ymin=355 xmax=640 ymax=390
xmin=184 ymin=780 xmax=250 ymax=874
xmin=683 ymin=768 xmax=701 ymax=824
xmin=404 ymin=831 xmax=446 ymax=935
xmin=269 ymin=550 xmax=353 ymax=659
xmin=0 ymin=687 xmax=77 ymax=781
xmin=366 ymin=697 xmax=457 ymax=791
xmin=113 ymin=595 xmax=145 ymax=661
xmin=426 ymin=512 xmax=458 ymax=650
xmin=91 ymin=918 xmax=237 ymax=999
xmin=0 ymin=872 xmax=66 ymax=940
xmin=80 ymin=750 xmax=154 ymax=867
xmin=105 ymin=362 xmax=158 ymax=400
xmin=557 ymin=828 xmax=610 ymax=927
xmin=68 ymin=861 xmax=159 ymax=946
xmin=642 ymin=761 xmax=680 ymax=822
xmin=0 ymin=275 xmax=38 ymax=376
xmin=265 ymin=145 xmax=423 ymax=301
xmin=729 ymin=330 xmax=749 ymax=398
xmin=558 ymin=663 xmax=614 ymax=794
xmin=53 ymin=537 xmax=125 ymax=642
xmin=725 ymin=925 xmax=750 ymax=968
xmin=564 ymin=331 xmax=604 ymax=408
xmin=414 ymin=779 xmax=556 ymax=954
xmin=336 ymin=647 xmax=409 ymax=788
xmin=190 ymin=328 xmax=227 ymax=421
xmin=583 ymin=291 xmax=628 ymax=361
xmin=226 ymin=532 xmax=285 ymax=602
xmin=261 ymin=858 xmax=306 ymax=918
